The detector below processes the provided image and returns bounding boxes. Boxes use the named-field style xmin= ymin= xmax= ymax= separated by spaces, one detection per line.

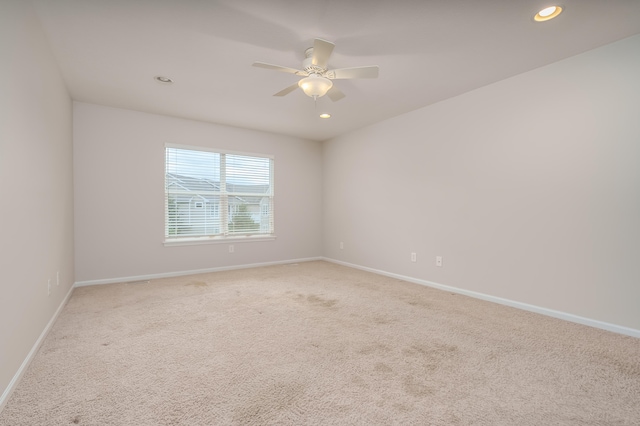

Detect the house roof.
xmin=166 ymin=173 xmax=269 ymax=205
xmin=166 ymin=173 xmax=220 ymax=194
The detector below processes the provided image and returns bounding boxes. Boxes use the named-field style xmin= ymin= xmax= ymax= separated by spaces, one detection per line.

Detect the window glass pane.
xmin=165 ymin=147 xmax=273 ymax=240
xmin=166 ymin=149 xmax=220 ymax=180
xmin=226 ymin=154 xmax=271 ymax=194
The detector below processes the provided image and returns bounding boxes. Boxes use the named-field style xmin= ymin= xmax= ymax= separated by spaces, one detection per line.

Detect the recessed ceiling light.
xmin=534 ymin=6 xmax=563 ymax=22
xmin=154 ymin=75 xmax=173 ymax=84
xmin=319 ymin=113 xmax=331 ymax=119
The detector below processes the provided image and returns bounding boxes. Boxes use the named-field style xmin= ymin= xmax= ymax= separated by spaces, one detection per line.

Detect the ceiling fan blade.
xmin=252 ymin=62 xmax=306 ymax=76
xmin=312 ymin=38 xmax=335 ymax=69
xmin=273 ymin=83 xmax=300 ymax=97
xmin=326 ymin=65 xmax=379 ymax=79
xmin=327 ymin=86 xmax=345 ymax=102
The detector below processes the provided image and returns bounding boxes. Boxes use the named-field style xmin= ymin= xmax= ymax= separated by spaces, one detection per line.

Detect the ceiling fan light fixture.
xmin=298 ymin=74 xmax=333 ymax=98
xmin=534 ymin=6 xmax=563 ymax=21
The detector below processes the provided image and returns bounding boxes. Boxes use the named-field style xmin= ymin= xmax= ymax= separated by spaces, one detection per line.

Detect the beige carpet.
xmin=1 ymin=261 xmax=639 ymax=425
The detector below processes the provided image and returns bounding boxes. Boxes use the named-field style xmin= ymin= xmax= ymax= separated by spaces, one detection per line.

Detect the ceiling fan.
xmin=252 ymin=38 xmax=379 ymax=102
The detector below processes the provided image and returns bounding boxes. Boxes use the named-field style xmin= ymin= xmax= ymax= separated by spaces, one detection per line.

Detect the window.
xmin=165 ymin=145 xmax=274 ymax=242
xmin=209 ymin=204 xmax=219 ymax=219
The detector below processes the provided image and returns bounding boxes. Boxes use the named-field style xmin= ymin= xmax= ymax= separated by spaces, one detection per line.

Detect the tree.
xmin=167 ymin=196 xmax=190 ymax=235
xmin=167 ymin=196 xmax=179 ymax=235
xmin=228 ymin=204 xmax=259 ymax=233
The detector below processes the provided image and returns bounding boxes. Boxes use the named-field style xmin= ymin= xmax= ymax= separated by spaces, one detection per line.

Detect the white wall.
xmin=323 ymin=35 xmax=640 ymax=331
xmin=73 ymin=103 xmax=323 ymax=282
xmin=0 ymin=0 xmax=74 ymax=403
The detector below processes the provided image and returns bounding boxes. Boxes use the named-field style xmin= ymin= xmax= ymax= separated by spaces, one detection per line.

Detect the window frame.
xmin=164 ymin=143 xmax=275 ymax=246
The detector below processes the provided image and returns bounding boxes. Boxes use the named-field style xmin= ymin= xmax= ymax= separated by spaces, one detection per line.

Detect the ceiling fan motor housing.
xmin=303 ymin=48 xmax=326 ymax=75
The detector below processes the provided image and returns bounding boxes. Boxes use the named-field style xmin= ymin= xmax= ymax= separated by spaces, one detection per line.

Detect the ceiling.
xmin=31 ymin=0 xmax=640 ymax=142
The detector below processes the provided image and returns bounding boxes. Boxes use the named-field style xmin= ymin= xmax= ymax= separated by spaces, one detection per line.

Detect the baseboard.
xmin=74 ymin=257 xmax=324 ymax=287
xmin=0 ymin=284 xmax=75 ymax=413
xmin=322 ymin=257 xmax=640 ymax=339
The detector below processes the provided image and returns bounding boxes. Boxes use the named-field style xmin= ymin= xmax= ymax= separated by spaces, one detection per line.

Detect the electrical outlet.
xmin=229 ymin=245 xmax=234 ymax=253
xmin=411 ymin=252 xmax=417 ymax=262
xmin=48 ymin=279 xmax=51 ymax=296
xmin=340 ymin=242 xmax=344 ymax=250
xmin=436 ymin=256 xmax=443 ymax=267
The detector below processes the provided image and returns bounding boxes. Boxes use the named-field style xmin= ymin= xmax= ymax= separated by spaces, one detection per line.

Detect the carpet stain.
xmin=71 ymin=415 xmax=81 ymax=424
xmin=351 ymin=375 xmax=369 ymax=388
xmin=374 ymin=362 xmax=393 ymax=373
xmin=393 ymin=402 xmax=414 ymax=412
xmin=403 ymin=343 xmax=459 ymax=371
xmin=373 ymin=314 xmax=395 ymax=325
xmin=233 ymin=382 xmax=304 ymax=423
xmin=485 ymin=351 xmax=498 ymax=362
xmin=406 ymin=298 xmax=432 ymax=309
xmin=403 ymin=376 xmax=433 ymax=397
xmin=599 ymin=353 xmax=640 ymax=378
xmin=185 ymin=281 xmax=208 ymax=288
xmin=404 ymin=343 xmax=458 ymax=358
xmin=306 ymin=294 xmax=338 ymax=308
xmin=359 ymin=343 xmax=391 ymax=355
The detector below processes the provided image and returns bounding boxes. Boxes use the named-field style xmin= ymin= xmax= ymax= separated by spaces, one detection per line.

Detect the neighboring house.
xmin=166 ymin=173 xmax=271 ymax=237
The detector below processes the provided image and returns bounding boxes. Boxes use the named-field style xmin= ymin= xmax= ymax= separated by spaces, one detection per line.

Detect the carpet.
xmin=1 ymin=261 xmax=639 ymax=425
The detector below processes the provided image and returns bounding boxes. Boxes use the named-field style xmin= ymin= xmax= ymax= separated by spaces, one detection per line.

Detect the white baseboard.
xmin=74 ymin=257 xmax=324 ymax=287
xmin=0 ymin=284 xmax=75 ymax=413
xmin=322 ymin=257 xmax=640 ymax=339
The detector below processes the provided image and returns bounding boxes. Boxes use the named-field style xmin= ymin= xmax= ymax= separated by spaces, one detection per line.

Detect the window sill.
xmin=163 ymin=235 xmax=276 ymax=247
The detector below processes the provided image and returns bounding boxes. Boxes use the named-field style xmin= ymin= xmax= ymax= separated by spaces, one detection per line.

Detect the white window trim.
xmin=163 ymin=235 xmax=276 ymax=247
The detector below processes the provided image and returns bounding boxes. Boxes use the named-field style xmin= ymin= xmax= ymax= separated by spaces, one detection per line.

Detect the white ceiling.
xmin=32 ymin=0 xmax=640 ymax=142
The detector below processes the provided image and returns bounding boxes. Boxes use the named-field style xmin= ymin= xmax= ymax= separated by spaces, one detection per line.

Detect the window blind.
xmin=165 ymin=146 xmax=274 ymax=240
